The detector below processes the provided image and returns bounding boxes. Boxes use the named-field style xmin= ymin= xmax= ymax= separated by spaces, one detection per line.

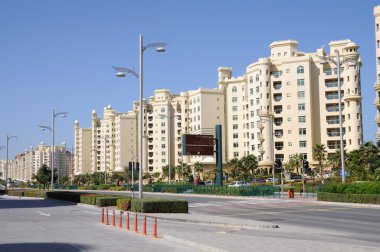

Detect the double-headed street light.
xmin=320 ymin=49 xmax=357 ymax=184
xmin=113 ymin=34 xmax=167 ymax=199
xmin=39 ymin=109 xmax=68 ymax=190
xmin=4 ymin=135 xmax=17 ymax=190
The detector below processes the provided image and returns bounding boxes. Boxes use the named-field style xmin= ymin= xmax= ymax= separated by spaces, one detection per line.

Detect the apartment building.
xmin=9 ymin=142 xmax=67 ymax=182
xmin=74 ymin=105 xmax=137 ymax=175
xmin=75 ymin=39 xmax=362 ymax=176
xmin=374 ymin=6 xmax=380 ymax=140
xmin=219 ymin=40 xmax=362 ymax=169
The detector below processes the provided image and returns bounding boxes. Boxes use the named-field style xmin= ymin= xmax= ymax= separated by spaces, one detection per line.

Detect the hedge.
xmin=95 ymin=196 xmax=124 ymax=207
xmin=23 ymin=190 xmax=47 ymax=198
xmin=131 ymin=198 xmax=188 ymax=213
xmin=321 ymin=182 xmax=380 ymax=194
xmin=116 ymin=197 xmax=132 ymax=211
xmin=46 ymin=191 xmax=87 ymax=203
xmin=80 ymin=194 xmax=109 ymax=205
xmin=6 ymin=190 xmax=25 ymax=197
xmin=317 ymin=192 xmax=380 ymax=204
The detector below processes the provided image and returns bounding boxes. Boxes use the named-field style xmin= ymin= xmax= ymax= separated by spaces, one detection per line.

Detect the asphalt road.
xmin=83 ymin=190 xmax=380 ymax=244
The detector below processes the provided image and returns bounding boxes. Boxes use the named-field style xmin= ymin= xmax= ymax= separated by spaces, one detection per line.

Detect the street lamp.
xmin=39 ymin=109 xmax=68 ymax=190
xmin=113 ymin=34 xmax=167 ymax=199
xmin=4 ymin=135 xmax=17 ymax=190
xmin=320 ymin=49 xmax=357 ymax=183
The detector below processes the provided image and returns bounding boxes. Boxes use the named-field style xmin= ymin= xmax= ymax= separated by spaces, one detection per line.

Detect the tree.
xmin=175 ymin=162 xmax=191 ymax=182
xmin=32 ymin=164 xmax=54 ymax=189
xmin=289 ymin=153 xmax=302 ymax=175
xmin=227 ymin=158 xmax=241 ymax=181
xmin=162 ymin=165 xmax=175 ymax=182
xmin=193 ymin=162 xmax=204 ymax=178
xmin=312 ymin=144 xmax=327 ymax=178
xmin=240 ymin=155 xmax=258 ymax=181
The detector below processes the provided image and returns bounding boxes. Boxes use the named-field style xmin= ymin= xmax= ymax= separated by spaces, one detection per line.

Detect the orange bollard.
xmin=112 ymin=210 xmax=116 ymax=227
xmin=106 ymin=209 xmax=109 ymax=225
xmin=143 ymin=215 xmax=147 ymax=235
xmin=119 ymin=211 xmax=123 ymax=228
xmin=134 ymin=213 xmax=138 ymax=233
xmin=101 ymin=208 xmax=104 ymax=224
xmin=126 ymin=212 xmax=130 ymax=230
xmin=153 ymin=217 xmax=157 ymax=238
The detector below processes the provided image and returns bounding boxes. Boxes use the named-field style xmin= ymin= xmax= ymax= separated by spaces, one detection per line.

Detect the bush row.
xmin=317 ymin=192 xmax=380 ymax=204
xmin=321 ymin=182 xmax=380 ymax=195
xmin=130 ymin=198 xmax=188 ymax=213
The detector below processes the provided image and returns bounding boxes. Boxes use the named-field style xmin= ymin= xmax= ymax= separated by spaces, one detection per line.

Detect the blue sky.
xmin=0 ymin=0 xmax=378 ymax=158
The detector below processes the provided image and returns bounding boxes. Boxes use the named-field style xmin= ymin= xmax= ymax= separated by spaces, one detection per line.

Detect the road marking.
xmin=71 ymin=243 xmax=86 ymax=251
xmin=83 ymin=210 xmax=99 ymax=215
xmin=38 ymin=211 xmax=51 ymax=216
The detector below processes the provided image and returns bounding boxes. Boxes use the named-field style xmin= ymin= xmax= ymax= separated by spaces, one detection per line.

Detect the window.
xmin=299 ymin=116 xmax=306 ymax=123
xmin=299 ymin=141 xmax=307 ymax=148
xmin=299 ymin=128 xmax=306 ymax=135
xmin=286 ymin=93 xmax=291 ymax=98
xmin=377 ymin=23 xmax=379 ymax=31
xmin=234 ymin=152 xmax=239 ymax=158
xmin=298 ymin=103 xmax=305 ymax=111
xmin=297 ymin=79 xmax=304 ymax=86
xmin=161 ymin=107 xmax=165 ymax=113
xmin=286 ymin=81 xmax=290 ymax=86
xmin=232 ymin=106 xmax=238 ymax=112
xmin=297 ymin=66 xmax=304 ymax=74
xmin=161 ymin=144 xmax=165 ymax=148
xmin=232 ymin=86 xmax=237 ymax=93
xmin=233 ymin=124 xmax=238 ymax=130
xmin=256 ymin=98 xmax=260 ymax=104
xmin=233 ymin=142 xmax=239 ymax=148
xmin=233 ymin=133 xmax=238 ymax=139
xmin=249 ymin=77 xmax=253 ymax=83
xmin=287 ymin=105 xmax=291 ymax=109
xmin=232 ymin=97 xmax=237 ymax=103
xmin=251 ymin=122 xmax=254 ymax=128
xmin=298 ymin=91 xmax=305 ymax=98
xmin=250 ymin=88 xmax=253 ymax=94
xmin=161 ymin=137 xmax=165 ymax=141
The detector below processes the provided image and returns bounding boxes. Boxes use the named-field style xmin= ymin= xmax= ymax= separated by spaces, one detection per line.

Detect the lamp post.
xmin=320 ymin=50 xmax=357 ymax=183
xmin=4 ymin=135 xmax=17 ymax=190
xmin=39 ymin=109 xmax=67 ymax=190
xmin=113 ymin=34 xmax=167 ymax=198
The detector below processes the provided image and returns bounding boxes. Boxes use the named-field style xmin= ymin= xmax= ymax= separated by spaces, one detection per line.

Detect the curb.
xmin=316 ymin=200 xmax=380 ymax=208
xmin=151 ymin=215 xmax=280 ymax=229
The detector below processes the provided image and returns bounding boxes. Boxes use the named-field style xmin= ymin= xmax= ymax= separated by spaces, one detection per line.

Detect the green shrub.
xmin=7 ymin=190 xmax=25 ymax=197
xmin=95 ymin=196 xmax=123 ymax=207
xmin=318 ymin=192 xmax=380 ymax=204
xmin=109 ymin=186 xmax=125 ymax=191
xmin=116 ymin=198 xmax=132 ymax=211
xmin=161 ymin=187 xmax=178 ymax=193
xmin=131 ymin=198 xmax=188 ymax=213
xmin=46 ymin=191 xmax=87 ymax=203
xmin=23 ymin=190 xmax=46 ymax=198
xmin=321 ymin=182 xmax=380 ymax=195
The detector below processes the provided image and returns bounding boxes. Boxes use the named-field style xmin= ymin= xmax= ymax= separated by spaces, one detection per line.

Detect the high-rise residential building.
xmin=374 ymin=6 xmax=380 ymax=140
xmin=75 ymin=39 xmax=362 ymax=177
xmin=219 ymin=40 xmax=362 ymax=169
xmin=10 ymin=142 xmax=67 ymax=182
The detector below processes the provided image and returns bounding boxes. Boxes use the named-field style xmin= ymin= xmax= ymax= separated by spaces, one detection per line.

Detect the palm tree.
xmin=193 ymin=162 xmax=204 ymax=178
xmin=240 ymin=154 xmax=258 ymax=180
xmin=227 ymin=158 xmax=241 ymax=180
xmin=289 ymin=154 xmax=302 ymax=175
xmin=312 ymin=144 xmax=327 ymax=178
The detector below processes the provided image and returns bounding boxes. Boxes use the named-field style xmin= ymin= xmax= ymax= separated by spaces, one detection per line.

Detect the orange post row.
xmin=153 ymin=217 xmax=157 ymax=238
xmin=119 ymin=211 xmax=123 ymax=228
xmin=101 ymin=208 xmax=104 ymax=224
xmin=112 ymin=210 xmax=116 ymax=227
xmin=134 ymin=213 xmax=138 ymax=233
xmin=143 ymin=215 xmax=147 ymax=235
xmin=126 ymin=212 xmax=130 ymax=230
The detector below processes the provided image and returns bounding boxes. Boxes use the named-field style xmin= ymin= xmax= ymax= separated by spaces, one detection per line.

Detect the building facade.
xmin=74 ymin=39 xmax=363 ymax=177
xmin=374 ymin=6 xmax=380 ymax=140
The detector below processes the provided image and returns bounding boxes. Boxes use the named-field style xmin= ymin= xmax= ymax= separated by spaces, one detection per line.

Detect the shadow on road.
xmin=0 ymin=242 xmax=91 ymax=252
xmin=0 ymin=196 xmax=77 ymax=209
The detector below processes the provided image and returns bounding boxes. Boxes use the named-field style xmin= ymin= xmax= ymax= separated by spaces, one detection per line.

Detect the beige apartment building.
xmin=75 ymin=39 xmax=362 ymax=177
xmin=220 ymin=40 xmax=362 ymax=168
xmin=374 ymin=6 xmax=380 ymax=140
xmin=9 ymin=142 xmax=67 ymax=182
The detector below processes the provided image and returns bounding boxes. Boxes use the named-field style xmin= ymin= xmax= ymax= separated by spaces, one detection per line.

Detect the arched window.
xmin=232 ymin=86 xmax=237 ymax=93
xmin=297 ymin=66 xmax=304 ymax=74
xmin=256 ymin=74 xmax=259 ymax=82
xmin=249 ymin=77 xmax=253 ymax=84
xmin=161 ymin=107 xmax=165 ymax=113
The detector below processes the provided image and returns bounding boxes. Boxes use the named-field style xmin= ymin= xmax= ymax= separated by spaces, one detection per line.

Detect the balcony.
xmin=274 ymin=118 xmax=283 ymax=126
xmin=257 ymin=122 xmax=264 ymax=129
xmin=273 ymin=94 xmax=282 ymax=102
xmin=274 ymin=130 xmax=283 ymax=138
xmin=258 ymin=146 xmax=265 ymax=154
xmin=275 ymin=142 xmax=283 ymax=150
xmin=258 ymin=135 xmax=265 ymax=142
xmin=374 ymin=81 xmax=380 ymax=91
xmin=274 ymin=105 xmax=282 ymax=114
xmin=325 ymin=80 xmax=343 ymax=88
xmin=273 ymin=82 xmax=282 ymax=90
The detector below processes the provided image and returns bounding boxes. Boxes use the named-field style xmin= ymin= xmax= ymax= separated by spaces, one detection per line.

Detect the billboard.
xmin=182 ymin=134 xmax=214 ymax=156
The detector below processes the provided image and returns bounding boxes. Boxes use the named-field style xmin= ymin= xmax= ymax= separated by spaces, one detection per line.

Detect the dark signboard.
xmin=182 ymin=134 xmax=214 ymax=155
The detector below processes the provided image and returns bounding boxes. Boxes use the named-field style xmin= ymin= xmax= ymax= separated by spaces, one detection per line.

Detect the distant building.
xmin=374 ymin=5 xmax=380 ymax=140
